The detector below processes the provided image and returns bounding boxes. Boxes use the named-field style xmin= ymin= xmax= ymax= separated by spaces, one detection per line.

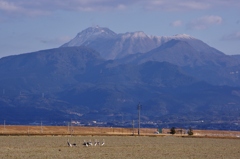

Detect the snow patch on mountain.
xmin=172 ymin=34 xmax=195 ymax=39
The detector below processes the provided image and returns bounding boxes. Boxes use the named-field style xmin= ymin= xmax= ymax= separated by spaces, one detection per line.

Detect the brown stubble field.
xmin=0 ymin=136 xmax=240 ymax=159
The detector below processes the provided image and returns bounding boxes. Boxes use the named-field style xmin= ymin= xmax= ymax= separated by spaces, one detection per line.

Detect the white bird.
xmin=101 ymin=139 xmax=105 ymax=146
xmin=88 ymin=139 xmax=93 ymax=146
xmin=67 ymin=139 xmax=77 ymax=147
xmin=67 ymin=139 xmax=72 ymax=147
xmin=97 ymin=139 xmax=101 ymax=146
xmin=94 ymin=139 xmax=98 ymax=146
xmin=83 ymin=140 xmax=89 ymax=147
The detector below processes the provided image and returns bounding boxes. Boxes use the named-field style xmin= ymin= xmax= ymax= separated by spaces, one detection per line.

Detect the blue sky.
xmin=0 ymin=0 xmax=240 ymax=57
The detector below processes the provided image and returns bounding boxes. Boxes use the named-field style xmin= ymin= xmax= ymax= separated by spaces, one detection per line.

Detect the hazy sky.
xmin=0 ymin=0 xmax=240 ymax=57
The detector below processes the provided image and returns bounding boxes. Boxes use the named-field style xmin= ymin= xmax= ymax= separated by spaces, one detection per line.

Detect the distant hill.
xmin=0 ymin=46 xmax=105 ymax=123
xmin=0 ymin=46 xmax=103 ymax=93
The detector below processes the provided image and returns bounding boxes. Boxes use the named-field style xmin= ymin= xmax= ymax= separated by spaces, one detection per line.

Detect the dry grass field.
xmin=0 ymin=125 xmax=156 ymax=136
xmin=0 ymin=135 xmax=240 ymax=159
xmin=1 ymin=126 xmax=240 ymax=158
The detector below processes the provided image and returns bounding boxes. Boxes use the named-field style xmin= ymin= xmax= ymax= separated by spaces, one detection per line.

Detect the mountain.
xmin=1 ymin=26 xmax=240 ymax=130
xmin=62 ymin=26 xmax=240 ymax=66
xmin=61 ymin=26 xmax=240 ymax=86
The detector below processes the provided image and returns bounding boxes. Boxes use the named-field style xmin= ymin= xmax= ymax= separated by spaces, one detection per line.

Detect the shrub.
xmin=170 ymin=127 xmax=176 ymax=135
xmin=188 ymin=128 xmax=193 ymax=135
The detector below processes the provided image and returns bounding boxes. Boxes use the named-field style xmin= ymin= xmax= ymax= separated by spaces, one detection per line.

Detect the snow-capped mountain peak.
xmin=77 ymin=25 xmax=117 ymax=38
xmin=61 ymin=26 xmax=117 ymax=47
xmin=172 ymin=34 xmax=195 ymax=40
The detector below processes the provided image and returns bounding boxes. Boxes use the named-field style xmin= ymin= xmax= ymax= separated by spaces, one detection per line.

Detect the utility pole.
xmin=40 ymin=121 xmax=43 ymax=133
xmin=122 ymin=114 xmax=123 ymax=124
xmin=137 ymin=103 xmax=142 ymax=135
xmin=70 ymin=119 xmax=73 ymax=136
xmin=4 ymin=120 xmax=5 ymax=129
xmin=132 ymin=120 xmax=134 ymax=135
xmin=68 ymin=122 xmax=70 ymax=133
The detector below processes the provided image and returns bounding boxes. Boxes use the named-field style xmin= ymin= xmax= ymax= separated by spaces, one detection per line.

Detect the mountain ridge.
xmin=61 ymin=26 xmax=203 ymax=59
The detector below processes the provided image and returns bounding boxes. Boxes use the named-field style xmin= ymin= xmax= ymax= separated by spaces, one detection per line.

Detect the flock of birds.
xmin=67 ymin=138 xmax=105 ymax=147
